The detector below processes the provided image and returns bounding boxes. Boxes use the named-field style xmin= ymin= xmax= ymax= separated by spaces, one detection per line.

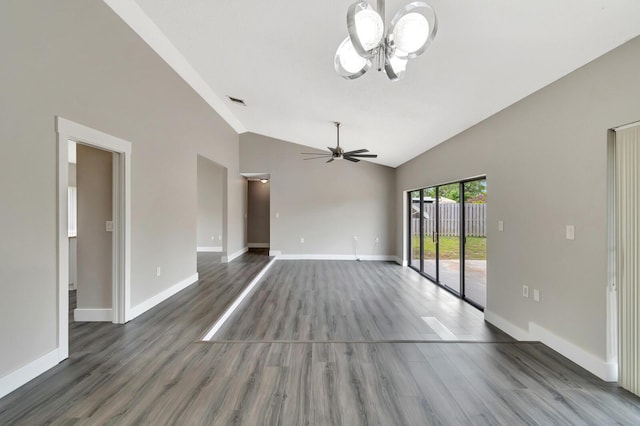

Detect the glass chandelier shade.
xmin=335 ymin=37 xmax=371 ymax=79
xmin=335 ymin=0 xmax=437 ymax=81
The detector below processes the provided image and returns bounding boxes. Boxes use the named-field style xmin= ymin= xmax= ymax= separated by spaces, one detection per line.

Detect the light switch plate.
xmin=566 ymin=225 xmax=575 ymax=240
xmin=523 ymin=285 xmax=529 ymax=298
xmin=106 ymin=221 xmax=113 ymax=232
xmin=533 ymin=289 xmax=540 ymax=302
xmin=498 ymin=220 xmax=504 ymax=232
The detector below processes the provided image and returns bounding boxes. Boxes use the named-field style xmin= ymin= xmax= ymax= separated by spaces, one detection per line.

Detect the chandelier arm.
xmin=377 ymin=0 xmax=385 ymax=25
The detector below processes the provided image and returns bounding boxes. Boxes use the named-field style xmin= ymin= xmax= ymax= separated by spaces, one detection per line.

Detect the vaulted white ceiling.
xmin=109 ymin=0 xmax=640 ymax=167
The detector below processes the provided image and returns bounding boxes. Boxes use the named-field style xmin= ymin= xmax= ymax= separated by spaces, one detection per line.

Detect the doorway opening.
xmin=246 ymin=174 xmax=270 ymax=256
xmin=408 ymin=177 xmax=487 ymax=309
xmin=68 ymin=142 xmax=115 ymax=325
xmin=56 ymin=117 xmax=131 ymax=362
xmin=197 ymin=155 xmax=227 ymax=269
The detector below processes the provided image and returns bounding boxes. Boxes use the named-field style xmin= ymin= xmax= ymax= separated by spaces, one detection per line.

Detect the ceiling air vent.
xmin=227 ymin=96 xmax=246 ymax=106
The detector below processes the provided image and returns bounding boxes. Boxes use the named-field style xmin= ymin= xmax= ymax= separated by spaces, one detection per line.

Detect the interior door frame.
xmin=56 ymin=116 xmax=132 ymax=361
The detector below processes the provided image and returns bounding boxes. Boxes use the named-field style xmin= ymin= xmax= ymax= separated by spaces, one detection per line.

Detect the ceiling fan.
xmin=301 ymin=122 xmax=378 ymax=163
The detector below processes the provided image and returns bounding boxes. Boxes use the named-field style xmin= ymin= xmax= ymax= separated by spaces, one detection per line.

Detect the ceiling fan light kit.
xmin=301 ymin=122 xmax=378 ymax=164
xmin=335 ymin=0 xmax=437 ymax=81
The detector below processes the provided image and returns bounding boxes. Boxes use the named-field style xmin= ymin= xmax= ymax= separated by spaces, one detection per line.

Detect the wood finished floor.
xmin=1 ymin=253 xmax=639 ymax=425
xmin=214 ymin=260 xmax=509 ymax=342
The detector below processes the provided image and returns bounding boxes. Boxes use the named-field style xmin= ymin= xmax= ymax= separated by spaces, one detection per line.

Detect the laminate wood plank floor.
xmin=214 ymin=260 xmax=510 ymax=342
xmin=1 ymin=255 xmax=640 ymax=425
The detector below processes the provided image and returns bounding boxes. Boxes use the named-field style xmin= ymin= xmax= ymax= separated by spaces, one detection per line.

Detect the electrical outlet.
xmin=275 ymin=212 xmax=279 ymax=219
xmin=375 ymin=236 xmax=379 ymax=243
xmin=218 ymin=235 xmax=222 ymax=241
xmin=211 ymin=236 xmax=215 ymax=241
xmin=498 ymin=220 xmax=504 ymax=232
xmin=533 ymin=289 xmax=540 ymax=302
xmin=300 ymin=237 xmax=304 ymax=243
xmin=523 ymin=285 xmax=529 ymax=298
xmin=156 ymin=267 xmax=161 ymax=277
xmin=106 ymin=221 xmax=113 ymax=232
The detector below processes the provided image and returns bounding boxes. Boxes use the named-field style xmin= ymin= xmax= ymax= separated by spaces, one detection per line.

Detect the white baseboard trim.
xmin=202 ymin=257 xmax=278 ymax=340
xmin=275 ymin=254 xmax=397 ymax=261
xmin=393 ymin=257 xmax=407 ymax=266
xmin=484 ymin=310 xmax=531 ymax=341
xmin=269 ymin=250 xmax=282 ymax=256
xmin=484 ymin=310 xmax=617 ymax=382
xmin=197 ymin=246 xmax=223 ymax=252
xmin=0 ymin=349 xmax=60 ymax=399
xmin=127 ymin=273 xmax=199 ymax=321
xmin=248 ymin=243 xmax=270 ymax=248
xmin=529 ymin=323 xmax=618 ymax=382
xmin=221 ymin=247 xmax=248 ymax=263
xmin=74 ymin=308 xmax=113 ymax=322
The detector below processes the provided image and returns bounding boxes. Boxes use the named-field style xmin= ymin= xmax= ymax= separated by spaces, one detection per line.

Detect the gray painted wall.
xmin=240 ymin=133 xmax=396 ymax=257
xmin=0 ymin=0 xmax=244 ymax=378
xmin=197 ymin=155 xmax=225 ymax=249
xmin=76 ymin=144 xmax=112 ymax=311
xmin=247 ymin=180 xmax=270 ymax=245
xmin=396 ymin=36 xmax=640 ymax=361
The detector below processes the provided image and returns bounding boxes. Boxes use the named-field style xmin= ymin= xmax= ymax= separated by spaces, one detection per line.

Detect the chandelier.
xmin=334 ymin=0 xmax=438 ymax=81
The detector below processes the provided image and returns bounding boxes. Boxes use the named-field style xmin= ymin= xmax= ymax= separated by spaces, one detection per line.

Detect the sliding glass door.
xmin=438 ymin=183 xmax=461 ymax=294
xmin=408 ymin=178 xmax=487 ymax=309
xmin=409 ymin=190 xmax=422 ymax=269
xmin=463 ymin=179 xmax=487 ymax=307
xmin=422 ymin=187 xmax=437 ymax=280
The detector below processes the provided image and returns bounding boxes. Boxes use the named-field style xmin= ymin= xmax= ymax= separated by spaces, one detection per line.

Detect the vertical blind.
xmin=615 ymin=124 xmax=640 ymax=396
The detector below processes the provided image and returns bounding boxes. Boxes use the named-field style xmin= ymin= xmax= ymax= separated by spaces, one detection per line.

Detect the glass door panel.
xmin=409 ymin=190 xmax=421 ymax=270
xmin=463 ymin=179 xmax=487 ymax=308
xmin=422 ymin=187 xmax=437 ymax=280
xmin=437 ymin=183 xmax=461 ymax=293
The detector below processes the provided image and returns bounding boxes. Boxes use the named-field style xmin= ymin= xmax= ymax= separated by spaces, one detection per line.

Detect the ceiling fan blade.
xmin=304 ymin=155 xmax=332 ymax=160
xmin=343 ymin=156 xmax=360 ymax=163
xmin=326 ymin=158 xmax=335 ymax=163
xmin=346 ymin=153 xmax=378 ymax=158
xmin=328 ymin=147 xmax=337 ymax=154
xmin=343 ymin=149 xmax=369 ymax=156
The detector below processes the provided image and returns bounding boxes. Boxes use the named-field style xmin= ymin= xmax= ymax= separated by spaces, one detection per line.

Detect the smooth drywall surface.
xmin=77 ymin=145 xmax=113 ymax=310
xmin=247 ymin=180 xmax=270 ymax=245
xmin=240 ymin=133 xmax=395 ymax=256
xmin=396 ymin=36 xmax=640 ymax=361
xmin=0 ymin=0 xmax=243 ymax=379
xmin=197 ymin=155 xmax=225 ymax=248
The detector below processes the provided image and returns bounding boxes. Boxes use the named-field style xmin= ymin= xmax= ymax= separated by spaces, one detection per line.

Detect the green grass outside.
xmin=412 ymin=236 xmax=486 ymax=260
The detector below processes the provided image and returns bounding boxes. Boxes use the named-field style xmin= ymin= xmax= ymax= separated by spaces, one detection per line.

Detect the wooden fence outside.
xmin=411 ymin=203 xmax=486 ymax=237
